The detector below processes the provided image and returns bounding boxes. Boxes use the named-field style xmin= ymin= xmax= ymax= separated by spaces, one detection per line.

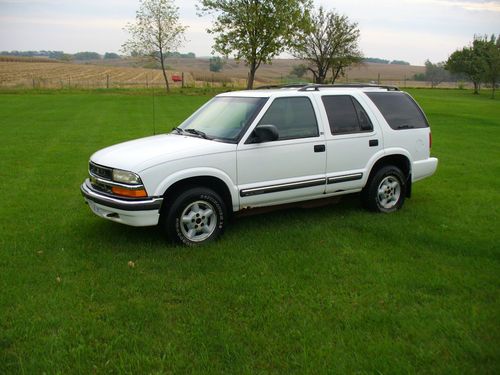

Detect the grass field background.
xmin=0 ymin=88 xmax=499 ymax=373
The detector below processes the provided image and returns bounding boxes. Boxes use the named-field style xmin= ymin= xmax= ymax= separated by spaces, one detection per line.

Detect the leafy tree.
xmin=122 ymin=0 xmax=187 ymax=92
xmin=330 ymin=54 xmax=363 ymax=84
xmin=363 ymin=57 xmax=389 ymax=64
xmin=446 ymin=45 xmax=483 ymax=94
xmin=73 ymin=52 xmax=101 ymax=60
xmin=209 ymin=56 xmax=224 ymax=72
xmin=293 ymin=7 xmax=362 ymax=84
xmin=413 ymin=72 xmax=426 ymax=81
xmin=199 ymin=0 xmax=311 ymax=89
xmin=290 ymin=64 xmax=308 ymax=78
xmin=476 ymin=35 xmax=500 ymax=98
xmin=104 ymin=52 xmax=121 ymax=59
xmin=425 ymin=60 xmax=449 ymax=88
xmin=390 ymin=60 xmax=410 ymax=65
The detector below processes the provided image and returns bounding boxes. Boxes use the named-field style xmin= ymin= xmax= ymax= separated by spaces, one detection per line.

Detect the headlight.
xmin=112 ymin=169 xmax=142 ymax=185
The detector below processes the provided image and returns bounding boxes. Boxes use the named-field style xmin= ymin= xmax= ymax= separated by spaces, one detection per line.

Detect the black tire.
xmin=362 ymin=166 xmax=406 ymax=213
xmin=162 ymin=187 xmax=226 ymax=246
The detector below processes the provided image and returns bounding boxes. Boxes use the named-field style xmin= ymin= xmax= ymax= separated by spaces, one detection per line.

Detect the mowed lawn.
xmin=0 ymin=88 xmax=498 ymax=374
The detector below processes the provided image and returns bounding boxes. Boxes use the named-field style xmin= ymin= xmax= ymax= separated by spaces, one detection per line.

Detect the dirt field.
xmin=0 ymin=57 xmax=456 ymax=89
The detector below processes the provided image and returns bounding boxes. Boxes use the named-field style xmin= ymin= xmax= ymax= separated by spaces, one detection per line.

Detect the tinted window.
xmin=322 ymin=95 xmax=373 ymax=134
xmin=366 ymin=92 xmax=429 ymax=129
xmin=258 ymin=97 xmax=318 ymax=140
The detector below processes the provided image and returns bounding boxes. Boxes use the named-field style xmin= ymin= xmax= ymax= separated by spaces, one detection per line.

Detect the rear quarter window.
xmin=366 ymin=92 xmax=429 ymax=130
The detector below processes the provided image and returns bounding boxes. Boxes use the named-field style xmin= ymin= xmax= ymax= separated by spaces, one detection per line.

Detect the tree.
xmin=425 ymin=60 xmax=449 ymax=88
xmin=476 ymin=35 xmax=500 ymax=99
xmin=199 ymin=0 xmax=311 ymax=89
xmin=290 ymin=64 xmax=308 ymax=78
xmin=122 ymin=0 xmax=186 ymax=92
xmin=104 ymin=52 xmax=121 ymax=59
xmin=446 ymin=45 xmax=483 ymax=94
xmin=73 ymin=51 xmax=101 ymax=60
xmin=390 ymin=60 xmax=410 ymax=65
xmin=293 ymin=7 xmax=362 ymax=84
xmin=209 ymin=56 xmax=224 ymax=72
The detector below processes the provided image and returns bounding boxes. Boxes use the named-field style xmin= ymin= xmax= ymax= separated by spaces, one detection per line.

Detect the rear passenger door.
xmin=318 ymin=94 xmax=383 ymax=193
xmin=237 ymin=96 xmax=327 ymax=207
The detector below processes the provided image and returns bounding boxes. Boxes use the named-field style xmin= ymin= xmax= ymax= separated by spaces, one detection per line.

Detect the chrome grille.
xmin=89 ymin=161 xmax=112 ymax=180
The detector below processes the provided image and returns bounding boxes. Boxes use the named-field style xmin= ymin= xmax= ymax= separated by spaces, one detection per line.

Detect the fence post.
xmin=182 ymin=72 xmax=185 ymax=88
xmin=32 ymin=78 xmax=36 ymax=89
xmin=377 ymin=73 xmax=380 ymax=85
xmin=106 ymin=74 xmax=110 ymax=89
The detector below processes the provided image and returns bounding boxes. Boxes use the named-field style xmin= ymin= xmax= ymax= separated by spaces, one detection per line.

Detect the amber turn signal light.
xmin=111 ymin=186 xmax=147 ymax=198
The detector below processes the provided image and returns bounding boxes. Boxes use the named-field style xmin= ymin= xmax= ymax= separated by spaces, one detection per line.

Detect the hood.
xmin=90 ymin=133 xmax=236 ymax=172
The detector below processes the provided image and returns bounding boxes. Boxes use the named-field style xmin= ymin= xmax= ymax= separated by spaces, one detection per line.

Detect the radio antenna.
xmin=152 ymin=77 xmax=156 ymax=135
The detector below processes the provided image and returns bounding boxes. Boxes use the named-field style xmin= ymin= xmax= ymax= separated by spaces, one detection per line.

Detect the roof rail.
xmin=255 ymin=83 xmax=310 ymax=90
xmin=297 ymin=83 xmax=400 ymax=91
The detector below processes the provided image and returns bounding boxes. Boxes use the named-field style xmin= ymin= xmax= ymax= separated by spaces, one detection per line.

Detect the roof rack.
xmin=255 ymin=83 xmax=400 ymax=91
xmin=255 ymin=83 xmax=310 ymax=90
xmin=297 ymin=83 xmax=399 ymax=91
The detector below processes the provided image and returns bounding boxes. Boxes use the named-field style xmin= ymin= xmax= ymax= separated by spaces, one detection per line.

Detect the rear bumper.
xmin=412 ymin=157 xmax=438 ymax=182
xmin=81 ymin=179 xmax=163 ymax=226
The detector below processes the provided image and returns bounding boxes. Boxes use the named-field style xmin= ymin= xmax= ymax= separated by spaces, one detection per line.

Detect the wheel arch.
xmin=367 ymin=153 xmax=412 ymax=197
xmin=159 ymin=175 xmax=236 ymax=216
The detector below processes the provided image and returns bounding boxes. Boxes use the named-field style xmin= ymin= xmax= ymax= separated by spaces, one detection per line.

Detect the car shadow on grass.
xmin=77 ymin=194 xmax=363 ymax=251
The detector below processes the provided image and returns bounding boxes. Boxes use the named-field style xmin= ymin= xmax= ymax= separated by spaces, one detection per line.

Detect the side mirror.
xmin=251 ymin=124 xmax=279 ymax=143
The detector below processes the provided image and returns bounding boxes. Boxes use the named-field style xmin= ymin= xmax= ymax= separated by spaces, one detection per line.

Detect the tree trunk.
xmin=247 ymin=63 xmax=257 ymax=90
xmin=492 ymin=80 xmax=496 ymax=99
xmin=159 ymin=50 xmax=170 ymax=93
xmin=316 ymin=66 xmax=327 ymax=84
xmin=473 ymin=81 xmax=479 ymax=94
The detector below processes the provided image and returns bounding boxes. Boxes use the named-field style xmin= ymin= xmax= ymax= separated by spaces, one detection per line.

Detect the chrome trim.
xmin=327 ymin=173 xmax=363 ymax=184
xmin=240 ymin=178 xmax=326 ymax=197
xmin=89 ymin=173 xmax=145 ymax=190
xmin=81 ymin=179 xmax=163 ymax=211
xmin=89 ymin=161 xmax=113 ymax=180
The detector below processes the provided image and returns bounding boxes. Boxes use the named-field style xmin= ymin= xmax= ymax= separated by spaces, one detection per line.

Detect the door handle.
xmin=369 ymin=139 xmax=379 ymax=147
xmin=314 ymin=145 xmax=325 ymax=152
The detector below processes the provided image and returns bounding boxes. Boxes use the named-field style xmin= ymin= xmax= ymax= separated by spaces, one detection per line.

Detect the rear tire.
xmin=162 ymin=187 xmax=226 ymax=246
xmin=362 ymin=166 xmax=406 ymax=213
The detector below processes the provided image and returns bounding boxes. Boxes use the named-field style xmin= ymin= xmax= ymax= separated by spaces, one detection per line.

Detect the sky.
xmin=0 ymin=0 xmax=499 ymax=66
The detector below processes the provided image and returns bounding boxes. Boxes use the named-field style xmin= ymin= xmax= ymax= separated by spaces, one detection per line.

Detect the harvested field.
xmin=0 ymin=58 xmax=462 ymax=89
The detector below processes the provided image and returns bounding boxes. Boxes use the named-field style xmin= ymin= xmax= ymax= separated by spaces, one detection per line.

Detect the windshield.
xmin=179 ymin=96 xmax=267 ymax=141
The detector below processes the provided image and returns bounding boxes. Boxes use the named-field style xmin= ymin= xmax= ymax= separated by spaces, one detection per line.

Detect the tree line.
xmin=417 ymin=35 xmax=499 ymax=98
xmin=123 ymin=0 xmax=364 ymax=91
xmin=1 ymin=50 xmax=197 ymax=62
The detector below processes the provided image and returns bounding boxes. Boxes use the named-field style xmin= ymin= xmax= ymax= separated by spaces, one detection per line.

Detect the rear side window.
xmin=258 ymin=97 xmax=319 ymax=140
xmin=366 ymin=92 xmax=429 ymax=129
xmin=321 ymin=95 xmax=373 ymax=134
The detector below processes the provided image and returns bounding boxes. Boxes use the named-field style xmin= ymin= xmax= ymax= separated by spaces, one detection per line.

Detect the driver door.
xmin=237 ymin=96 xmax=327 ymax=208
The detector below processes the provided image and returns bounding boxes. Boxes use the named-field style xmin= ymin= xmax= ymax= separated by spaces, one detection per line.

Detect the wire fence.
xmin=0 ymin=73 xmax=472 ymax=90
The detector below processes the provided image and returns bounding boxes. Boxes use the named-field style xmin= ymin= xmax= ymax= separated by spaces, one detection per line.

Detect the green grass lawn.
xmin=0 ymin=88 xmax=499 ymax=374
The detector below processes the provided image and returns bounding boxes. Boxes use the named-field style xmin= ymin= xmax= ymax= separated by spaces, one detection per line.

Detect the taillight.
xmin=429 ymin=132 xmax=432 ymax=149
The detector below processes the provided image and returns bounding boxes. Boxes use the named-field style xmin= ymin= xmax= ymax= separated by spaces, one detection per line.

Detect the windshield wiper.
xmin=184 ymin=128 xmax=211 ymax=139
xmin=171 ymin=127 xmax=185 ymax=134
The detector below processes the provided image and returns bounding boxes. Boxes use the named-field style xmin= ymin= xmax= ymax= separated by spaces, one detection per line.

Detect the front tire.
xmin=163 ymin=187 xmax=226 ymax=246
xmin=362 ymin=166 xmax=406 ymax=213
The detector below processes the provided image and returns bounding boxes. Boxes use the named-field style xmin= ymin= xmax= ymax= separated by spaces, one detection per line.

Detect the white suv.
xmin=81 ymin=84 xmax=438 ymax=245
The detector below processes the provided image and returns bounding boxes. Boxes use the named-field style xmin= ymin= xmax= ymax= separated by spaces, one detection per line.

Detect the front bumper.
xmin=81 ymin=179 xmax=163 ymax=227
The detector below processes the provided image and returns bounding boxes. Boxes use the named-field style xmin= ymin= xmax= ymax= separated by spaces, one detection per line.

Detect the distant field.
xmin=0 ymin=58 xmax=434 ymax=89
xmin=0 ymin=89 xmax=498 ymax=373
